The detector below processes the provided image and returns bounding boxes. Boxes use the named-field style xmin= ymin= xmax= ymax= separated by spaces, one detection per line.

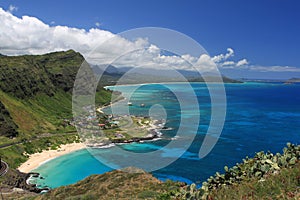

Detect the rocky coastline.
xmin=1 ymin=169 xmax=49 ymax=193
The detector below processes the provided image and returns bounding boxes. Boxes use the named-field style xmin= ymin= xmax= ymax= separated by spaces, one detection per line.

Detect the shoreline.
xmin=86 ymin=118 xmax=165 ymax=148
xmin=104 ymin=81 xmax=243 ymax=89
xmin=18 ymin=142 xmax=86 ymax=173
xmin=18 ymin=94 xmax=165 ymax=174
xmin=97 ymin=96 xmax=126 ymax=112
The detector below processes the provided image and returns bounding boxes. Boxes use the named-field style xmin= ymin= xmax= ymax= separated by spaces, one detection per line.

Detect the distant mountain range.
xmin=285 ymin=78 xmax=300 ymax=83
xmin=93 ymin=64 xmax=243 ymax=85
xmin=239 ymin=78 xmax=300 ymax=83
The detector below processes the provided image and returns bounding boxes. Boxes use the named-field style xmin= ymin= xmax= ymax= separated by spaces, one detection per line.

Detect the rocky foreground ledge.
xmin=0 ymin=168 xmax=48 ymax=193
xmin=35 ymin=167 xmax=185 ymax=200
xmin=0 ymin=167 xmax=185 ymax=200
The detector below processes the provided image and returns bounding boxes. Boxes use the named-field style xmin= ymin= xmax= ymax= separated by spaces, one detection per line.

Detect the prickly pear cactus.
xmin=169 ymin=143 xmax=299 ymax=199
xmin=203 ymin=143 xmax=299 ymax=191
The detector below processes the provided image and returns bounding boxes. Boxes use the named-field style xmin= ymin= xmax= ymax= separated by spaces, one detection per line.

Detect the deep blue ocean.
xmin=32 ymin=82 xmax=300 ymax=188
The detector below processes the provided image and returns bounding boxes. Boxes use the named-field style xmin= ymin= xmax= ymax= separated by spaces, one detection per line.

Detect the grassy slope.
xmin=0 ymin=134 xmax=80 ymax=169
xmin=0 ymin=50 xmax=114 ymax=168
xmin=209 ymin=163 xmax=300 ymax=199
xmin=0 ymin=50 xmax=83 ymax=135
xmin=0 ymin=90 xmax=67 ymax=135
xmin=18 ymin=161 xmax=298 ymax=200
xmin=0 ymin=100 xmax=18 ymax=137
xmin=0 ymin=89 xmax=115 ymax=134
xmin=34 ymin=168 xmax=183 ymax=200
xmin=3 ymin=164 xmax=298 ymax=200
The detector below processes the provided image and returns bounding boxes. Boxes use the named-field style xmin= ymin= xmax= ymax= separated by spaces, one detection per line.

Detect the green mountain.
xmin=0 ymin=50 xmax=79 ymax=136
xmin=0 ymin=50 xmax=113 ymax=168
xmin=0 ymin=50 xmax=112 ymax=135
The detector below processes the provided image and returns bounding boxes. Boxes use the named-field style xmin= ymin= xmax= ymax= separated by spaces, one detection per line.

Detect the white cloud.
xmin=222 ymin=61 xmax=235 ymax=66
xmin=225 ymin=48 xmax=234 ymax=59
xmin=0 ymin=7 xmax=146 ymax=64
xmin=0 ymin=7 xmax=298 ymax=74
xmin=211 ymin=48 xmax=248 ymax=69
xmin=212 ymin=48 xmax=300 ymax=73
xmin=195 ymin=54 xmax=217 ymax=72
xmin=212 ymin=48 xmax=234 ymax=63
xmin=248 ymin=65 xmax=300 ymax=72
xmin=95 ymin=22 xmax=101 ymax=27
xmin=181 ymin=54 xmax=198 ymax=64
xmin=8 ymin=5 xmax=18 ymax=13
xmin=0 ymin=7 xmax=219 ymax=72
xmin=236 ymin=59 xmax=248 ymax=67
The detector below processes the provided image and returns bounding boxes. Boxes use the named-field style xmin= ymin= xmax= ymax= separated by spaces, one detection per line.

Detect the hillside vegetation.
xmin=0 ymin=50 xmax=297 ymax=200
xmin=0 ymin=50 xmax=114 ymax=168
xmin=0 ymin=100 xmax=18 ymax=137
xmin=35 ymin=167 xmax=184 ymax=200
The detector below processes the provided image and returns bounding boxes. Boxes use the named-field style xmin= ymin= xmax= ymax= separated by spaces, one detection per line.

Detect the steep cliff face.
xmin=0 ymin=50 xmax=113 ymax=136
xmin=0 ymin=101 xmax=18 ymax=137
xmin=0 ymin=50 xmax=85 ymax=135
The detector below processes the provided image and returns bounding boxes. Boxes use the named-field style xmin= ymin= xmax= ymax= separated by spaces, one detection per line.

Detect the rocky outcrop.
xmin=1 ymin=168 xmax=46 ymax=193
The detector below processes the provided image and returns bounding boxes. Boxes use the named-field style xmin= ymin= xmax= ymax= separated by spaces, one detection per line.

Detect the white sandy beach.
xmin=18 ymin=142 xmax=86 ymax=173
xmin=17 ymin=99 xmax=121 ymax=174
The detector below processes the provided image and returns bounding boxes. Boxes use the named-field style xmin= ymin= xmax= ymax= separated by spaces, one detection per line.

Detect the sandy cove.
xmin=18 ymin=142 xmax=86 ymax=173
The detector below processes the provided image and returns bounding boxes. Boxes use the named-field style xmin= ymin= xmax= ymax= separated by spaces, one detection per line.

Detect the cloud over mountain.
xmin=0 ymin=7 xmax=299 ymax=75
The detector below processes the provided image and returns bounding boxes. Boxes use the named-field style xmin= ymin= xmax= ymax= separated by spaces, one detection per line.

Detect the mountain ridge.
xmin=0 ymin=50 xmax=114 ymax=170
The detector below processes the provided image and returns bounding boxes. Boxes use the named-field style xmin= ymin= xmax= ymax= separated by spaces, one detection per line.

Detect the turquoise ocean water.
xmin=32 ymin=82 xmax=300 ymax=188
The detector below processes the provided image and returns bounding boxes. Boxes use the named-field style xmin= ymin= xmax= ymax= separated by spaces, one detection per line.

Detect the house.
xmin=98 ymin=124 xmax=106 ymax=129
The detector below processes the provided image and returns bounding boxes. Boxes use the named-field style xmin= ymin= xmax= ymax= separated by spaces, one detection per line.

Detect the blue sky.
xmin=1 ymin=0 xmax=300 ymax=79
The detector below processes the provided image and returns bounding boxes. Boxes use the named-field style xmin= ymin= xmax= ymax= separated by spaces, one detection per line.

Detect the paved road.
xmin=0 ymin=160 xmax=8 ymax=176
xmin=0 ymin=132 xmax=78 ymax=149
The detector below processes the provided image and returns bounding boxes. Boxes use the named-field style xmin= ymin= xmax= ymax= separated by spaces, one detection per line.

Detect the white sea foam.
xmin=150 ymin=138 xmax=162 ymax=141
xmin=171 ymin=136 xmax=180 ymax=140
xmin=26 ymin=175 xmax=34 ymax=185
xmin=90 ymin=143 xmax=116 ymax=149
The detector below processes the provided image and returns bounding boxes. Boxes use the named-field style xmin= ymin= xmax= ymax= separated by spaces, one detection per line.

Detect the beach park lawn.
xmin=102 ymin=116 xmax=155 ymax=141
